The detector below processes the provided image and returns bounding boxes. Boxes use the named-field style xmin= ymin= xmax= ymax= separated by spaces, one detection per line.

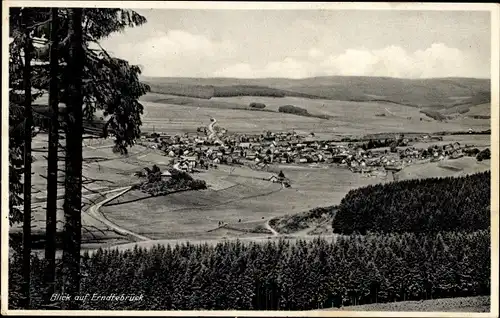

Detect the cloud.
xmin=213 ymin=43 xmax=488 ymax=79
xmin=102 ymin=28 xmax=488 ymax=79
xmin=100 ymin=29 xmax=236 ymax=77
xmin=214 ymin=58 xmax=314 ymax=79
xmin=308 ymin=48 xmax=324 ymax=59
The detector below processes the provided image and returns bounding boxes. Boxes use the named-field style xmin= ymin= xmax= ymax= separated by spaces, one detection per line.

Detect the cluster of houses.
xmin=140 ymin=130 xmax=481 ymax=174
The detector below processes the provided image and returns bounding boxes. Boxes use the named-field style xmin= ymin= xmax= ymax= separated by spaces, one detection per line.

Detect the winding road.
xmin=87 ymin=186 xmax=151 ymax=242
xmin=207 ymin=118 xmax=224 ymax=145
xmin=264 ymin=219 xmax=279 ymax=236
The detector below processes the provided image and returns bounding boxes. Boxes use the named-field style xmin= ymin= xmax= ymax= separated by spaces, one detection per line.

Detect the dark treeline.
xmin=9 ymin=231 xmax=490 ymax=310
xmin=278 ymin=105 xmax=310 ymax=116
xmin=214 ymin=85 xmax=287 ymax=98
xmin=333 ymin=172 xmax=490 ymax=234
xmin=277 ymin=105 xmax=331 ymax=119
xmin=420 ymin=109 xmax=448 ymax=121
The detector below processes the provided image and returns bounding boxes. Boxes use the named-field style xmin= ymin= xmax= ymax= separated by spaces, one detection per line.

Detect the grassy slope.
xmin=314 ymin=296 xmax=490 ymax=312
xmin=142 ymin=76 xmax=491 ymax=109
xmin=395 ymin=157 xmax=491 ymax=181
xmin=99 ymin=164 xmax=386 ymax=240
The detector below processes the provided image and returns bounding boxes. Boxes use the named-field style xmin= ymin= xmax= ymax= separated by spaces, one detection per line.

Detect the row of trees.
xmin=137 ymin=166 xmax=207 ymax=196
xmin=9 ymin=231 xmax=490 ymax=310
xmin=8 ymin=7 xmax=149 ymax=309
xmin=333 ymin=171 xmax=490 ymax=234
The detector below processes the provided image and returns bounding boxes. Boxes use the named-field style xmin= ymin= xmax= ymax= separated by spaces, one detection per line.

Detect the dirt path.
xmin=265 ymin=219 xmax=279 ymax=236
xmin=208 ymin=118 xmax=224 ymax=145
xmin=87 ymin=186 xmax=151 ymax=242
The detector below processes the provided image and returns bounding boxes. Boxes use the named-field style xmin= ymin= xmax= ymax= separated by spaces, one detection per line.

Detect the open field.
xmin=139 ymin=99 xmax=490 ymax=138
xmin=210 ymin=95 xmax=424 ymax=119
xmin=142 ymin=76 xmax=490 ymax=108
xmin=411 ymin=134 xmax=491 ymax=149
xmin=100 ymin=163 xmax=387 ymax=242
xmin=396 ymin=157 xmax=491 ymax=181
xmin=314 ymin=296 xmax=490 ymax=312
xmin=465 ymin=103 xmax=491 ymax=118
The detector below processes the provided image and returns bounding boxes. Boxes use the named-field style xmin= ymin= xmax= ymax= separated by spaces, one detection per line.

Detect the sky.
xmin=99 ymin=9 xmax=492 ymax=79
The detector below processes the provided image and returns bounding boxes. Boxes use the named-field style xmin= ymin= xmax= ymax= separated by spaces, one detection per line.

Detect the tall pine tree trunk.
xmin=21 ymin=10 xmax=33 ymax=309
xmin=61 ymin=8 xmax=84 ymax=309
xmin=44 ymin=7 xmax=60 ymax=304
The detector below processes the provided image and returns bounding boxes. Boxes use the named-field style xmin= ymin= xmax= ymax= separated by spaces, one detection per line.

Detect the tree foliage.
xmin=138 ymin=167 xmax=207 ymax=196
xmin=332 ymin=171 xmax=490 ymax=234
xmin=476 ymin=148 xmax=490 ymax=161
xmin=8 ymin=7 xmax=150 ymax=224
xmin=9 ymin=230 xmax=490 ymax=310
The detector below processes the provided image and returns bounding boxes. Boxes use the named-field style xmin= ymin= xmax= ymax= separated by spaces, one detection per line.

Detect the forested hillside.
xmin=333 ymin=171 xmax=490 ymax=234
xmin=10 ymin=231 xmax=490 ymax=310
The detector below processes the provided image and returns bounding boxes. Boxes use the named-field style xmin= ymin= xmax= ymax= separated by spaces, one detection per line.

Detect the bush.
xmin=420 ymin=109 xmax=447 ymax=121
xmin=190 ymin=179 xmax=207 ymax=190
xmin=465 ymin=148 xmax=481 ymax=156
xmin=332 ymin=171 xmax=490 ymax=234
xmin=477 ymin=148 xmax=491 ymax=161
xmin=278 ymin=105 xmax=309 ymax=116
xmin=249 ymin=102 xmax=266 ymax=109
xmin=138 ymin=168 xmax=206 ymax=196
xmin=169 ymin=169 xmax=194 ymax=181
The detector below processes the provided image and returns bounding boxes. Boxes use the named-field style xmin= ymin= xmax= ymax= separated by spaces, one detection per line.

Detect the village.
xmin=138 ymin=119 xmax=489 ymax=178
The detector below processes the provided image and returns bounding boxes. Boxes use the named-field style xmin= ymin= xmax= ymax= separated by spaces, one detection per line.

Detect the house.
xmin=450 ymin=150 xmax=464 ymax=159
xmin=161 ymin=171 xmax=172 ymax=179
xmin=268 ymin=176 xmax=279 ymax=183
xmin=246 ymin=152 xmax=257 ymax=160
xmin=331 ymin=155 xmax=347 ymax=164
xmin=296 ymin=158 xmax=307 ymax=164
xmin=181 ymin=156 xmax=197 ymax=162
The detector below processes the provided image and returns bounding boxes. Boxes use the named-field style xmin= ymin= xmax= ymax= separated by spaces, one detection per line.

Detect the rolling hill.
xmin=142 ymin=76 xmax=491 ymax=110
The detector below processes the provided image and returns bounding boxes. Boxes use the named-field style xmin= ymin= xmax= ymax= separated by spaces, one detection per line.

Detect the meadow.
xmin=140 ymin=75 xmax=491 ymax=140
xmin=316 ymin=296 xmax=490 ymax=312
xmin=101 ymin=163 xmax=385 ymax=241
xmin=139 ymin=98 xmax=490 ymax=139
xmin=395 ymin=157 xmax=491 ymax=181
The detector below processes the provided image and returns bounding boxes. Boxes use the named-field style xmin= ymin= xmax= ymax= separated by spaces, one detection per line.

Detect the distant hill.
xmin=142 ymin=76 xmax=490 ymax=109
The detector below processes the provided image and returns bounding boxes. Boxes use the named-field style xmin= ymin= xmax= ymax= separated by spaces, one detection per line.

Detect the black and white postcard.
xmin=1 ymin=1 xmax=499 ymax=316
